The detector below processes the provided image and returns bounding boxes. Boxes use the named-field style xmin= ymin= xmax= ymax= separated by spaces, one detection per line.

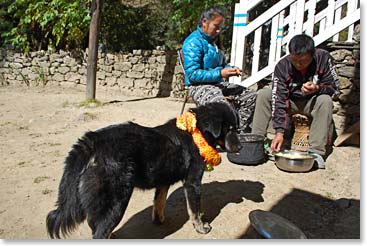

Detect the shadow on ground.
xmin=239 ymin=188 xmax=360 ymax=239
xmin=111 ymin=180 xmax=265 ymax=239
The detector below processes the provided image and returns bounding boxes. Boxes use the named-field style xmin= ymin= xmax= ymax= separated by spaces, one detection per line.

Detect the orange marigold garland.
xmin=176 ymin=112 xmax=221 ymax=171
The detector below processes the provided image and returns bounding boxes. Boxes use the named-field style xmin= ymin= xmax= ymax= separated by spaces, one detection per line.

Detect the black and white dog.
xmin=46 ymin=102 xmax=241 ymax=239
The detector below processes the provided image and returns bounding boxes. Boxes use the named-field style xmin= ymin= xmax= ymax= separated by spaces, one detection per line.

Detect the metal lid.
xmin=249 ymin=209 xmax=307 ymax=239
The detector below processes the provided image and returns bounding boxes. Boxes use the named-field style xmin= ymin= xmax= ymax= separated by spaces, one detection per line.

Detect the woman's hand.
xmin=221 ymin=67 xmax=242 ymax=80
xmin=301 ymin=81 xmax=319 ymax=95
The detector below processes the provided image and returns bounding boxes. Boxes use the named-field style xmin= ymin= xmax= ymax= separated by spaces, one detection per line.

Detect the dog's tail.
xmin=46 ymin=133 xmax=95 ymax=239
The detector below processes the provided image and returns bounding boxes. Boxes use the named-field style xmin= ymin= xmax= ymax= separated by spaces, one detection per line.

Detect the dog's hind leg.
xmin=86 ymin=185 xmax=134 ymax=239
xmin=90 ymin=192 xmax=133 ymax=239
xmin=152 ymin=186 xmax=169 ymax=224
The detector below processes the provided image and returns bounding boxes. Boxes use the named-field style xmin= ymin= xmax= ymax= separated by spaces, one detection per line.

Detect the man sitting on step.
xmin=251 ymin=34 xmax=340 ymax=169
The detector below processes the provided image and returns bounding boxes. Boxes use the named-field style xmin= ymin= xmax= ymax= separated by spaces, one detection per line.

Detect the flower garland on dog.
xmin=176 ymin=111 xmax=221 ymax=171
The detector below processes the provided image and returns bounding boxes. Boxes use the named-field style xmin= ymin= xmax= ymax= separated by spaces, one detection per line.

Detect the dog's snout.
xmin=230 ymin=141 xmax=242 ymax=153
xmin=236 ymin=143 xmax=243 ymax=152
xmin=224 ymin=131 xmax=242 ymax=153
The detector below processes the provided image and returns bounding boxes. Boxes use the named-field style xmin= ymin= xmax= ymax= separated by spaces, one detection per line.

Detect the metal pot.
xmin=249 ymin=209 xmax=307 ymax=239
xmin=274 ymin=150 xmax=315 ymax=172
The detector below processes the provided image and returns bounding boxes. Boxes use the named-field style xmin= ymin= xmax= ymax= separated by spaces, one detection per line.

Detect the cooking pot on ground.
xmin=227 ymin=133 xmax=265 ymax=165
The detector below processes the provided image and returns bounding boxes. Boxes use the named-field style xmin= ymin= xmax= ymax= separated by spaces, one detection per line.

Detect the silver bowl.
xmin=274 ymin=150 xmax=315 ymax=172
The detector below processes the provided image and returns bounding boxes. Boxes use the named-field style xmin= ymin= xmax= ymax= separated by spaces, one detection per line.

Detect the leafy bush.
xmin=3 ymin=0 xmax=91 ymax=52
xmin=100 ymin=1 xmax=168 ymax=51
xmin=0 ymin=0 xmax=17 ymax=47
xmin=1 ymin=0 xmax=235 ymax=52
xmin=163 ymin=0 xmax=235 ymax=51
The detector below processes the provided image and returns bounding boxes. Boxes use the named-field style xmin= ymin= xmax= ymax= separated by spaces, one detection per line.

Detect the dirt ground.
xmin=0 ymin=86 xmax=360 ymax=240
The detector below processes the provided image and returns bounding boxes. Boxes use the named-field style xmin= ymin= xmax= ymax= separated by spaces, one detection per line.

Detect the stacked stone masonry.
xmin=0 ymin=48 xmax=182 ymax=98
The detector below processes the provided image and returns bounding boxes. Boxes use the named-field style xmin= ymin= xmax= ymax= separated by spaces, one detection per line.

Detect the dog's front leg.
xmin=183 ymin=181 xmax=211 ymax=234
xmin=152 ymin=186 xmax=169 ymax=224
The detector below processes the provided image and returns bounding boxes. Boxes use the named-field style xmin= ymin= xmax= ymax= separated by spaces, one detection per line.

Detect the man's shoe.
xmin=264 ymin=141 xmax=274 ymax=161
xmin=309 ymin=152 xmax=325 ymax=169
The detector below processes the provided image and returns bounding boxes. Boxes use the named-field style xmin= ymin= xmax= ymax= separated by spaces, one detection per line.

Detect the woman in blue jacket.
xmin=182 ymin=6 xmax=257 ymax=133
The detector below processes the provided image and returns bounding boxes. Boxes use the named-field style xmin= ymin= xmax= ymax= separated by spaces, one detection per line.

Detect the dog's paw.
xmin=194 ymin=221 xmax=212 ymax=234
xmin=152 ymin=212 xmax=165 ymax=225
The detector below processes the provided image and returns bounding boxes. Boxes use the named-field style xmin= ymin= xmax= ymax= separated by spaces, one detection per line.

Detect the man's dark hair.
xmin=288 ymin=34 xmax=315 ymax=55
xmin=198 ymin=7 xmax=225 ymax=27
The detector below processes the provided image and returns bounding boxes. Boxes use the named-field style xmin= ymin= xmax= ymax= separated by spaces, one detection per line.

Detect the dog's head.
xmin=190 ymin=102 xmax=242 ymax=153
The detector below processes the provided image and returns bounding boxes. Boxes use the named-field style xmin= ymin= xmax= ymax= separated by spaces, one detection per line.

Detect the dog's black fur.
xmin=46 ymin=102 xmax=241 ymax=239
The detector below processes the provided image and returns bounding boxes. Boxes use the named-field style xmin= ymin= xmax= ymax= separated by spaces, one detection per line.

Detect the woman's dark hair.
xmin=288 ymin=34 xmax=315 ymax=55
xmin=199 ymin=7 xmax=225 ymax=49
xmin=198 ymin=7 xmax=226 ymax=27
xmin=215 ymin=34 xmax=224 ymax=51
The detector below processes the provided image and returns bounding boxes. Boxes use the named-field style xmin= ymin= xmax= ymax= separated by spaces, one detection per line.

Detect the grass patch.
xmin=78 ymin=98 xmax=103 ymax=108
xmin=34 ymin=67 xmax=48 ymax=86
xmin=62 ymin=99 xmax=103 ymax=109
xmin=16 ymin=69 xmax=30 ymax=86
xmin=34 ymin=176 xmax=50 ymax=184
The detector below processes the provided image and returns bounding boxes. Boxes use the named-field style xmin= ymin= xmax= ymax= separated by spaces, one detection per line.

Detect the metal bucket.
xmin=227 ymin=133 xmax=265 ymax=165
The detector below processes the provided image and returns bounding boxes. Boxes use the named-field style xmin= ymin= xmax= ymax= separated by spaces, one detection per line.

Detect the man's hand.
xmin=301 ymin=81 xmax=319 ymax=95
xmin=271 ymin=132 xmax=284 ymax=153
xmin=221 ymin=67 xmax=242 ymax=80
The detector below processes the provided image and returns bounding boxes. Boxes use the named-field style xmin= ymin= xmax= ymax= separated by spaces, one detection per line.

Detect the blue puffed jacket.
xmin=182 ymin=26 xmax=228 ymax=86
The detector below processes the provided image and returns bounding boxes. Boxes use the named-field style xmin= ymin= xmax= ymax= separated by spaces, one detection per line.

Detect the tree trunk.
xmin=86 ymin=0 xmax=103 ymax=100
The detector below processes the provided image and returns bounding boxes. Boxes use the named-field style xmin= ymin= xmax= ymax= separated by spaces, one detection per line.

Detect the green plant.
xmin=33 ymin=67 xmax=48 ymax=86
xmin=162 ymin=0 xmax=235 ymax=50
xmin=4 ymin=0 xmax=91 ymax=51
xmin=2 ymin=0 xmax=236 ymax=52
xmin=78 ymin=98 xmax=103 ymax=108
xmin=100 ymin=1 xmax=167 ymax=51
xmin=15 ymin=69 xmax=29 ymax=86
xmin=0 ymin=0 xmax=16 ymax=47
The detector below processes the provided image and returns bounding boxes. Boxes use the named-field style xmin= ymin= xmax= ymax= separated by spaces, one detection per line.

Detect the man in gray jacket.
xmin=252 ymin=34 xmax=339 ymax=168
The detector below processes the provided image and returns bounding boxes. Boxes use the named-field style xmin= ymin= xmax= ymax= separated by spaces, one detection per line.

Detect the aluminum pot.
xmin=274 ymin=150 xmax=315 ymax=172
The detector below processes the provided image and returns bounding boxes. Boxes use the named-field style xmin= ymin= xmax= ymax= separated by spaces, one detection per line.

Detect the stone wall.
xmin=327 ymin=24 xmax=360 ymax=136
xmin=0 ymin=48 xmax=184 ymax=98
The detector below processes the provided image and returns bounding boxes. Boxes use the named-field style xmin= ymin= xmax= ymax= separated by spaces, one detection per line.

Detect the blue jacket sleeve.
xmin=182 ymin=40 xmax=223 ymax=84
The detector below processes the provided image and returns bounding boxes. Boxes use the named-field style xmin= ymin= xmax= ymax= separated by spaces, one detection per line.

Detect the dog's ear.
xmin=191 ymin=103 xmax=230 ymax=138
xmin=193 ymin=112 xmax=222 ymax=139
xmin=193 ymin=116 xmax=222 ymax=147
